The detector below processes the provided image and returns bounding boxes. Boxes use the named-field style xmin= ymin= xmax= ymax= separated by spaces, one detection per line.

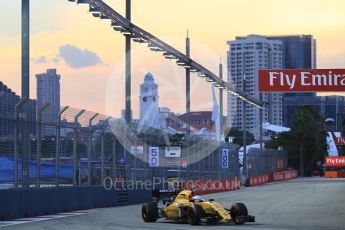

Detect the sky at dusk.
xmin=1 ymin=0 xmax=345 ymax=118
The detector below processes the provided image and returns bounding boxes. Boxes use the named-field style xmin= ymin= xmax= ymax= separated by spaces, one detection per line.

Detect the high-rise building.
xmin=227 ymin=35 xmax=283 ymax=138
xmin=321 ymin=96 xmax=345 ymax=131
xmin=36 ymin=69 xmax=61 ymax=135
xmin=139 ymin=72 xmax=160 ymax=128
xmin=266 ymin=35 xmax=317 ymax=127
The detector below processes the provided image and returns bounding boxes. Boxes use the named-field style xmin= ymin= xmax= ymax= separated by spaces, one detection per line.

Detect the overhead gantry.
xmin=67 ymin=0 xmax=264 ymax=108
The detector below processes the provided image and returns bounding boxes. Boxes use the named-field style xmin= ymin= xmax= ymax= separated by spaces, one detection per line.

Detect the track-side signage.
xmin=165 ymin=146 xmax=181 ymax=158
xmin=259 ymin=69 xmax=345 ymax=92
xmin=221 ymin=149 xmax=229 ymax=168
xmin=149 ymin=147 xmax=160 ymax=167
xmin=334 ymin=137 xmax=345 ymax=145
xmin=325 ymin=156 xmax=345 ymax=167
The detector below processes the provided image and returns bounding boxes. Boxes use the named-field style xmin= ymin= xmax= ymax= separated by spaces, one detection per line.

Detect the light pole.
xmin=125 ymin=0 xmax=132 ymax=123
xmin=186 ymin=31 xmax=191 ymax=135
xmin=21 ymin=0 xmax=30 ymax=188
xmin=242 ymin=75 xmax=248 ymax=184
xmin=22 ymin=0 xmax=29 ymax=99
xmin=219 ymin=58 xmax=223 ymax=139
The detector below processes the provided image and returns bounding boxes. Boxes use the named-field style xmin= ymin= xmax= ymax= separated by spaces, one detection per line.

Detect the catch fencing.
xmin=0 ymin=93 xmax=289 ymax=191
xmin=246 ymin=147 xmax=288 ymax=177
xmin=0 ymin=95 xmax=242 ymax=190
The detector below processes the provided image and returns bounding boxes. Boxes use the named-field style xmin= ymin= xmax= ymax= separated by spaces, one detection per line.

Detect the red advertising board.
xmin=249 ymin=175 xmax=269 ymax=187
xmin=268 ymin=170 xmax=298 ymax=182
xmin=325 ymin=156 xmax=345 ymax=167
xmin=334 ymin=137 xmax=345 ymax=145
xmin=259 ymin=69 xmax=345 ymax=92
xmin=183 ymin=178 xmax=240 ymax=195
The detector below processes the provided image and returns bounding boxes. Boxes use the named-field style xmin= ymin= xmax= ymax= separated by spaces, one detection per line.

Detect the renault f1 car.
xmin=142 ymin=189 xmax=255 ymax=225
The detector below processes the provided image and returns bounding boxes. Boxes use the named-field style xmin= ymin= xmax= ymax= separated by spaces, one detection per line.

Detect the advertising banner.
xmin=325 ymin=156 xmax=345 ymax=167
xmin=149 ymin=147 xmax=159 ymax=167
xmin=259 ymin=69 xmax=345 ymax=92
xmin=334 ymin=137 xmax=345 ymax=145
xmin=165 ymin=146 xmax=181 ymax=158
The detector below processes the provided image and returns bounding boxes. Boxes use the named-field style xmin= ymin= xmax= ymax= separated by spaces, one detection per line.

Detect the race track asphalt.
xmin=2 ymin=177 xmax=345 ymax=230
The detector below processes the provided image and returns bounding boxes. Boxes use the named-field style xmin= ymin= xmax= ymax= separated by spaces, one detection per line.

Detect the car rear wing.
xmin=152 ymin=188 xmax=181 ymax=202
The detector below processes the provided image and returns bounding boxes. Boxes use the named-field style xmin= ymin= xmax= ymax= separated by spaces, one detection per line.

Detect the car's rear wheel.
xmin=230 ymin=202 xmax=248 ymax=225
xmin=142 ymin=203 xmax=158 ymax=222
xmin=187 ymin=204 xmax=203 ymax=225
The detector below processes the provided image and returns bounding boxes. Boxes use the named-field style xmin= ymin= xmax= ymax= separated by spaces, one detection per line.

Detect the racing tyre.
xmin=230 ymin=202 xmax=248 ymax=225
xmin=187 ymin=204 xmax=203 ymax=225
xmin=142 ymin=202 xmax=158 ymax=222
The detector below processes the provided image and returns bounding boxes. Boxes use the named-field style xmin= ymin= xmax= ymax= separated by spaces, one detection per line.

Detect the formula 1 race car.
xmin=142 ymin=189 xmax=255 ymax=225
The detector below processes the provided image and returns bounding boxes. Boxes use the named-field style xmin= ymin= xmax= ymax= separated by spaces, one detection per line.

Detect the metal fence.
xmin=246 ymin=147 xmax=288 ymax=177
xmin=0 ymin=95 xmax=243 ymax=189
xmin=0 ymin=93 xmax=288 ymax=190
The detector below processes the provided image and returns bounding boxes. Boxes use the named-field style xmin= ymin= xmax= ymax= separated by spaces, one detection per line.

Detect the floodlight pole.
xmin=186 ymin=31 xmax=191 ymax=135
xmin=219 ymin=59 xmax=223 ymax=139
xmin=125 ymin=0 xmax=132 ymax=123
xmin=242 ymin=75 xmax=248 ymax=184
xmin=21 ymin=0 xmax=30 ymax=188
xmin=22 ymin=0 xmax=29 ymax=98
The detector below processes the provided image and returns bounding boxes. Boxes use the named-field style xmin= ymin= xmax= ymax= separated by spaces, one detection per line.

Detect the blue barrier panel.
xmin=0 ymin=186 xmax=151 ymax=220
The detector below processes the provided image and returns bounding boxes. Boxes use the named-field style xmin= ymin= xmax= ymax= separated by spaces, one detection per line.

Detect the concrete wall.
xmin=0 ymin=187 xmax=151 ymax=221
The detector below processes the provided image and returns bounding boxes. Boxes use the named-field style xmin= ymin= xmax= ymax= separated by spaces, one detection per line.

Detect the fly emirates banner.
xmin=259 ymin=69 xmax=345 ymax=92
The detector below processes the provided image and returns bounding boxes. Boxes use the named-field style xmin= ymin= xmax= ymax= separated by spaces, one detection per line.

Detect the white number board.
xmin=149 ymin=147 xmax=160 ymax=167
xmin=221 ymin=149 xmax=229 ymax=168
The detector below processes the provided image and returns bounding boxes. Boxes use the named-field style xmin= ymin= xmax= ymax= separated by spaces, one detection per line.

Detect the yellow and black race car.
xmin=142 ymin=189 xmax=255 ymax=225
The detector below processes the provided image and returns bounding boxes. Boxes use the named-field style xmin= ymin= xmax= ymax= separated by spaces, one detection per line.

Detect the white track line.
xmin=0 ymin=208 xmax=109 ymax=228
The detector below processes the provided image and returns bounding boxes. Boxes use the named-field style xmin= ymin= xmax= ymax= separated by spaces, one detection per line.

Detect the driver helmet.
xmin=192 ymin=195 xmax=204 ymax=202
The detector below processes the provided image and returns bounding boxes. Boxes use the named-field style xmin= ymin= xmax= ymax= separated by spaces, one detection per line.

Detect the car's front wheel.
xmin=187 ymin=204 xmax=203 ymax=225
xmin=230 ymin=202 xmax=248 ymax=225
xmin=142 ymin=202 xmax=158 ymax=222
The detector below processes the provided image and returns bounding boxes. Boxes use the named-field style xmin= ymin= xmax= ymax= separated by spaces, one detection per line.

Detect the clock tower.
xmin=139 ymin=72 xmax=160 ymax=128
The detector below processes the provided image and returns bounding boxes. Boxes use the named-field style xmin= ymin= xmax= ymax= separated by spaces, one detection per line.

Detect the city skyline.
xmin=227 ymin=35 xmax=284 ymax=138
xmin=1 ymin=0 xmax=345 ymax=118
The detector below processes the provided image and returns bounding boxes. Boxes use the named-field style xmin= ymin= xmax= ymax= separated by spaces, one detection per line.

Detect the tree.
xmin=224 ymin=127 xmax=255 ymax=146
xmin=266 ymin=106 xmax=327 ymax=176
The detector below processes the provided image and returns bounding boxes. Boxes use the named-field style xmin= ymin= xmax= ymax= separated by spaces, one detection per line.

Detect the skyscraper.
xmin=139 ymin=72 xmax=160 ymax=128
xmin=36 ymin=69 xmax=61 ymax=135
xmin=266 ymin=35 xmax=317 ymax=127
xmin=227 ymin=35 xmax=283 ymax=139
